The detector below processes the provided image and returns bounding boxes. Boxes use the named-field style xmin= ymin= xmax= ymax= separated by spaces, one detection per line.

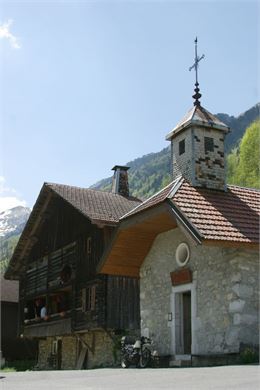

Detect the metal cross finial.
xmin=189 ymin=37 xmax=205 ymax=106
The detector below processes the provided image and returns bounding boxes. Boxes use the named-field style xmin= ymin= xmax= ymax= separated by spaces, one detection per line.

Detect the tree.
xmin=227 ymin=120 xmax=260 ymax=188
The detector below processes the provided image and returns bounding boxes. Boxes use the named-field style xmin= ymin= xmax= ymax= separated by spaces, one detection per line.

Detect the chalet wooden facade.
xmin=5 ymin=167 xmax=141 ymax=369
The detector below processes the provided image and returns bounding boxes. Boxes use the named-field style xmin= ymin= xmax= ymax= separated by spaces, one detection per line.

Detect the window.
xmin=204 ymin=137 xmax=214 ymax=152
xmin=82 ymin=286 xmax=96 ymax=312
xmin=175 ymin=242 xmax=190 ymax=267
xmin=52 ymin=340 xmax=58 ymax=354
xmin=179 ymin=139 xmax=185 ymax=155
xmin=86 ymin=237 xmax=92 ymax=255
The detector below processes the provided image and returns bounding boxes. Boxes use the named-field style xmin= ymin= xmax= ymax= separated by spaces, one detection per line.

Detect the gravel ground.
xmin=0 ymin=365 xmax=259 ymax=390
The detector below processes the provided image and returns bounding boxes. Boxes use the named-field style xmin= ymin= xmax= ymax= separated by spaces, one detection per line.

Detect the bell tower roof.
xmin=166 ymin=104 xmax=229 ymax=141
xmin=165 ymin=38 xmax=230 ymax=191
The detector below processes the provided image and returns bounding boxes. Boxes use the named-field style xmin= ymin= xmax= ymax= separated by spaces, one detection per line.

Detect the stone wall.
xmin=36 ymin=329 xmax=117 ymax=370
xmin=81 ymin=330 xmax=115 ymax=368
xmin=61 ymin=336 xmax=77 ymax=369
xmin=171 ymin=129 xmax=193 ymax=182
xmin=170 ymin=126 xmax=226 ymax=191
xmin=37 ymin=338 xmax=52 ymax=369
xmin=140 ymin=226 xmax=259 ymax=357
xmin=193 ymin=127 xmax=226 ymax=190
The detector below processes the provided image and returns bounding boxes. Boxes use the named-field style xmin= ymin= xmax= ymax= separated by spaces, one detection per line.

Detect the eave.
xmin=165 ymin=118 xmax=229 ymax=141
xmin=98 ymin=203 xmax=180 ymax=278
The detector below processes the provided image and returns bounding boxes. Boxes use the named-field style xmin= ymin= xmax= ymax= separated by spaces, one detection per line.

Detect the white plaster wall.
xmin=140 ymin=226 xmax=259 ymax=356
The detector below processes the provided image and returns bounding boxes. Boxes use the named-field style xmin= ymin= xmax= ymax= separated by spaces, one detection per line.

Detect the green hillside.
xmin=227 ymin=120 xmax=260 ymax=188
xmin=0 ymin=234 xmax=20 ymax=272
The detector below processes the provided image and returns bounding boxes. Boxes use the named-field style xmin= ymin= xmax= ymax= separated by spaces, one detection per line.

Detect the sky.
xmin=0 ymin=0 xmax=259 ymax=211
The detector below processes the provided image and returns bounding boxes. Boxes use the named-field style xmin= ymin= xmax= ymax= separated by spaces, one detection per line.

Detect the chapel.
xmin=99 ymin=39 xmax=259 ymax=366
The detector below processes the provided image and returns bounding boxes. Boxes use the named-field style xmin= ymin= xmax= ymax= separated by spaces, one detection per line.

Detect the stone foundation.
xmin=36 ymin=329 xmax=119 ymax=370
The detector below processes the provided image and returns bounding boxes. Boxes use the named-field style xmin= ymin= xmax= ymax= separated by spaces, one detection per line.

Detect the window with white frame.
xmin=82 ymin=285 xmax=96 ymax=312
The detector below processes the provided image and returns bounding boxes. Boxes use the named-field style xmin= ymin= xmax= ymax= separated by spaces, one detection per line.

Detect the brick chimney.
xmin=111 ymin=166 xmax=130 ymax=197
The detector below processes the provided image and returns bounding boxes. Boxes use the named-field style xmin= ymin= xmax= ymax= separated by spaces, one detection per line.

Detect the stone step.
xmin=169 ymin=358 xmax=192 ymax=368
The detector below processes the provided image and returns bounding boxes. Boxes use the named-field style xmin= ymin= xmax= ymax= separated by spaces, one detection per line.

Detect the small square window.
xmin=204 ymin=137 xmax=214 ymax=152
xmin=179 ymin=139 xmax=185 ymax=155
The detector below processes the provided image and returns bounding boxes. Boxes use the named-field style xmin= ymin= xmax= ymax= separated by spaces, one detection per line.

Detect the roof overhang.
xmin=5 ymin=185 xmax=53 ymax=280
xmin=165 ymin=119 xmax=230 ymax=141
xmin=98 ymin=203 xmax=182 ymax=278
xmin=203 ymin=239 xmax=259 ymax=250
xmin=4 ymin=185 xmax=92 ymax=280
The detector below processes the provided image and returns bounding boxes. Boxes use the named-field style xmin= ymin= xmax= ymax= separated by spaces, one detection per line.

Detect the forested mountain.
xmin=218 ymin=103 xmax=260 ymax=151
xmin=93 ymin=103 xmax=260 ymax=199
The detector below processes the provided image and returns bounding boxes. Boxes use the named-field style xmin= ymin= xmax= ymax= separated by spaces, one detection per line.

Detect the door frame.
xmin=170 ymin=281 xmax=197 ymax=357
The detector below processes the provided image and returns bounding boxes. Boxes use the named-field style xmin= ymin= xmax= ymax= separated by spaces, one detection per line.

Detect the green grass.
xmin=1 ymin=359 xmax=36 ymax=372
xmin=0 ymin=367 xmax=16 ymax=372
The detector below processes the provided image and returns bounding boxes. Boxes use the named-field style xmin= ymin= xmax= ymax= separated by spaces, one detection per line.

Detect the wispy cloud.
xmin=0 ymin=176 xmax=26 ymax=213
xmin=0 ymin=19 xmax=21 ymax=49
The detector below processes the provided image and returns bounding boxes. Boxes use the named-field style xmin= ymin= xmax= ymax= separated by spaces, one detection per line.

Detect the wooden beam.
xmin=101 ymin=264 xmax=140 ymax=278
xmin=98 ymin=208 xmax=178 ymax=276
xmin=17 ymin=190 xmax=53 ymax=262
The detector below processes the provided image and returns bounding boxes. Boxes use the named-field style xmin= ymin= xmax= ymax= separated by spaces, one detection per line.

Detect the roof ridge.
xmin=46 ymin=181 xmax=108 ymax=193
xmin=167 ymin=176 xmax=184 ymax=198
xmin=120 ymin=178 xmax=178 ymax=220
xmin=45 ymin=182 xmax=141 ymax=201
xmin=190 ymin=105 xmax=197 ymax=121
xmin=227 ymin=184 xmax=260 ymax=192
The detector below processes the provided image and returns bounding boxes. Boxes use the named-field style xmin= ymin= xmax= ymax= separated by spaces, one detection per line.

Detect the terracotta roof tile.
xmin=171 ymin=181 xmax=259 ymax=243
xmin=121 ymin=177 xmax=260 ymax=244
xmin=122 ymin=177 xmax=182 ymax=219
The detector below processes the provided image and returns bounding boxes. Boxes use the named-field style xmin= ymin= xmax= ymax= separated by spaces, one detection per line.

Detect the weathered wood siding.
xmin=106 ymin=275 xmax=140 ymax=330
xmin=20 ymin=197 xmax=140 ymax=336
xmin=29 ymin=198 xmax=92 ymax=259
xmin=73 ymin=276 xmax=107 ymax=331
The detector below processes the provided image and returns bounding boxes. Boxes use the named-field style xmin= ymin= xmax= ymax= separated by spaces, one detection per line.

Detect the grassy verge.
xmin=1 ymin=359 xmax=36 ymax=372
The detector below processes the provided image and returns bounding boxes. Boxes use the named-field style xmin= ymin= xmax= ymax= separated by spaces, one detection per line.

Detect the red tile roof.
xmin=121 ymin=177 xmax=260 ymax=244
xmin=173 ymin=182 xmax=259 ymax=243
xmin=122 ymin=180 xmax=176 ymax=219
xmin=47 ymin=183 xmax=141 ymax=224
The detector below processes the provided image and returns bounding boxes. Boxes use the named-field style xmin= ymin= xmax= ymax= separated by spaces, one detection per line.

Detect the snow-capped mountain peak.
xmin=0 ymin=206 xmax=31 ymax=238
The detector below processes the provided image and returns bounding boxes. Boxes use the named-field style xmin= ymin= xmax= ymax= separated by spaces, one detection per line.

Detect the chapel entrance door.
xmin=173 ymin=290 xmax=192 ymax=356
xmin=182 ymin=291 xmax=191 ymax=354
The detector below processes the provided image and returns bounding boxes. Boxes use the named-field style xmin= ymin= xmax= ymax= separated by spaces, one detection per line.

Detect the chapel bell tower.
xmin=166 ymin=38 xmax=230 ymax=191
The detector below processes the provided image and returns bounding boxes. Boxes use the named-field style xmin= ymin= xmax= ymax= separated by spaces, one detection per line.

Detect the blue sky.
xmin=0 ymin=0 xmax=259 ymax=211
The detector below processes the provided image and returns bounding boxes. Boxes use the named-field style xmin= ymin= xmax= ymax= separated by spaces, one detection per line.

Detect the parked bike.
xmin=121 ymin=335 xmax=155 ymax=368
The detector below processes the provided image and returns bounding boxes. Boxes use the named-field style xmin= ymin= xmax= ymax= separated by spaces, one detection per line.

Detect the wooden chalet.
xmin=5 ymin=166 xmax=141 ymax=369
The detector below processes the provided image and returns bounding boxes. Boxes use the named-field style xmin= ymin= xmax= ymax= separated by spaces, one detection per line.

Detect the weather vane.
xmin=189 ymin=37 xmax=205 ymax=106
